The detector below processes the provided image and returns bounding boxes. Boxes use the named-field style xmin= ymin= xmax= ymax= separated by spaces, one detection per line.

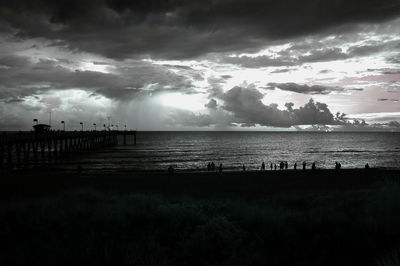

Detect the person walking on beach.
xmin=274 ymin=164 xmax=277 ymax=170
xmin=211 ymin=162 xmax=215 ymax=171
xmin=219 ymin=163 xmax=223 ymax=174
xmin=285 ymin=161 xmax=288 ymax=170
xmin=294 ymin=162 xmax=297 ymax=170
xmin=365 ymin=163 xmax=370 ymax=169
xmin=335 ymin=161 xmax=341 ymax=171
xmin=302 ymin=161 xmax=306 ymax=170
xmin=261 ymin=162 xmax=265 ymax=171
xmin=207 ymin=162 xmax=211 ymax=171
xmin=312 ymin=162 xmax=316 ymax=170
xmin=242 ymin=164 xmax=246 ymax=171
xmin=270 ymin=163 xmax=273 ymax=171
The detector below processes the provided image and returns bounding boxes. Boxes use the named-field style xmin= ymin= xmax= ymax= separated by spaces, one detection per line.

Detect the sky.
xmin=0 ymin=0 xmax=399 ymax=131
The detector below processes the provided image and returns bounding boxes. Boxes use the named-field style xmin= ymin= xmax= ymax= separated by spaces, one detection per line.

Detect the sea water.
xmin=65 ymin=131 xmax=400 ymax=171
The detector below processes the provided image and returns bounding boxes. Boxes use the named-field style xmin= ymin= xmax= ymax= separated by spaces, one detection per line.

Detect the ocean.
xmin=63 ymin=131 xmax=400 ymax=172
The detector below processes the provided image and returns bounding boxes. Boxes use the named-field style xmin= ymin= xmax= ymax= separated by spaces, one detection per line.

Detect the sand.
xmin=1 ymin=167 xmax=399 ymax=200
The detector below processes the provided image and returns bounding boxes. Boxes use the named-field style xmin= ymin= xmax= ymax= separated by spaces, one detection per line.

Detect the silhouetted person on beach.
xmin=207 ymin=162 xmax=211 ymax=171
xmin=303 ymin=161 xmax=306 ymax=170
xmin=168 ymin=165 xmax=174 ymax=174
xmin=285 ymin=161 xmax=288 ymax=169
xmin=261 ymin=162 xmax=265 ymax=170
xmin=211 ymin=162 xmax=215 ymax=171
xmin=270 ymin=163 xmax=273 ymax=171
xmin=335 ymin=161 xmax=341 ymax=171
xmin=294 ymin=162 xmax=297 ymax=170
xmin=280 ymin=161 xmax=284 ymax=170
xmin=365 ymin=163 xmax=370 ymax=169
xmin=219 ymin=163 xmax=223 ymax=174
xmin=274 ymin=164 xmax=277 ymax=170
xmin=312 ymin=162 xmax=316 ymax=170
xmin=242 ymin=164 xmax=246 ymax=171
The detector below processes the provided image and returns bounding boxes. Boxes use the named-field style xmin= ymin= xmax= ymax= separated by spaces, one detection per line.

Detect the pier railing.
xmin=0 ymin=130 xmax=136 ymax=169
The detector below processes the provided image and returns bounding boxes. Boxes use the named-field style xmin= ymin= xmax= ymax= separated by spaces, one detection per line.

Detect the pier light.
xmin=33 ymin=118 xmax=38 ymax=125
xmin=93 ymin=123 xmax=97 ymax=131
xmin=124 ymin=125 xmax=127 ymax=131
xmin=80 ymin=122 xmax=83 ymax=131
xmin=61 ymin=121 xmax=65 ymax=131
xmin=103 ymin=124 xmax=106 ymax=131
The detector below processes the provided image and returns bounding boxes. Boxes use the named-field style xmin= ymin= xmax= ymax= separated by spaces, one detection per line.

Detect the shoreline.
xmin=1 ymin=167 xmax=399 ymax=200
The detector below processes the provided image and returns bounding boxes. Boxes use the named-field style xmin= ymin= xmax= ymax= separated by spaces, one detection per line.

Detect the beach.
xmin=1 ymin=167 xmax=399 ymax=200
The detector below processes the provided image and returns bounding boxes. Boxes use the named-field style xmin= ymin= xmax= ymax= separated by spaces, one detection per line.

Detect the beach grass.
xmin=1 ymin=172 xmax=400 ymax=266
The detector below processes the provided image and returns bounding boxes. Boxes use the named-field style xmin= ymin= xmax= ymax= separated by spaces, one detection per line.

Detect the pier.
xmin=0 ymin=130 xmax=136 ymax=170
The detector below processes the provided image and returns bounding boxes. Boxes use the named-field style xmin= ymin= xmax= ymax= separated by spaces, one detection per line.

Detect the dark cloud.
xmin=382 ymin=71 xmax=400 ymax=75
xmin=167 ymin=110 xmax=214 ymax=127
xmin=168 ymin=86 xmax=347 ymax=128
xmin=270 ymin=68 xmax=293 ymax=73
xmin=347 ymin=40 xmax=399 ymax=57
xmin=0 ymin=55 xmax=195 ymax=100
xmin=207 ymin=76 xmax=226 ymax=98
xmin=298 ymin=47 xmax=348 ymax=62
xmin=0 ymin=0 xmax=399 ymax=59
xmin=319 ymin=69 xmax=332 ymax=74
xmin=267 ymin=82 xmax=362 ymax=95
xmin=220 ymin=37 xmax=400 ymax=68
xmin=2 ymin=97 xmax=24 ymax=104
xmin=222 ymin=55 xmax=295 ymax=68
xmin=388 ymin=121 xmax=400 ymax=128
xmin=160 ymin=64 xmax=204 ymax=81
xmin=220 ymin=86 xmax=341 ymax=127
xmin=387 ymin=54 xmax=400 ymax=64
xmin=205 ymin=99 xmax=218 ymax=109
xmin=377 ymin=98 xmax=399 ymax=102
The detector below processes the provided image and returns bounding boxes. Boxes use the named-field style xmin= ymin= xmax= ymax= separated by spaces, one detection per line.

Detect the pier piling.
xmin=0 ymin=130 xmax=137 ymax=170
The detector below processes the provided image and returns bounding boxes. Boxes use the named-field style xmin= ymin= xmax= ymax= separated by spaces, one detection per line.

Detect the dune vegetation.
xmin=1 ymin=180 xmax=400 ymax=266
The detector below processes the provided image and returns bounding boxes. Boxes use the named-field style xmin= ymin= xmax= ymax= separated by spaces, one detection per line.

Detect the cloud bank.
xmin=1 ymin=0 xmax=399 ymax=59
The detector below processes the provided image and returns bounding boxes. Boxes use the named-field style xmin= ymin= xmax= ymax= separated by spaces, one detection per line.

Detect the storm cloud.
xmin=219 ymin=86 xmax=341 ymax=127
xmin=0 ymin=55 xmax=196 ymax=101
xmin=267 ymin=83 xmax=363 ymax=95
xmin=1 ymin=0 xmax=399 ymax=59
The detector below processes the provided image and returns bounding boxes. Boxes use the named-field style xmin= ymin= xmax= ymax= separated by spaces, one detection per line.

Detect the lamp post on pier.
xmin=93 ymin=123 xmax=97 ymax=131
xmin=33 ymin=118 xmax=38 ymax=125
xmin=80 ymin=122 xmax=83 ymax=131
xmin=61 ymin=121 xmax=65 ymax=131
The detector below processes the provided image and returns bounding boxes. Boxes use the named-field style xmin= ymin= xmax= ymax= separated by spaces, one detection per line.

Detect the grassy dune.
xmin=1 ymin=175 xmax=400 ymax=266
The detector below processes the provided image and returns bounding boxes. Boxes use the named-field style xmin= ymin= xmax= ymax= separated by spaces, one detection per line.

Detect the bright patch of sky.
xmin=158 ymin=93 xmax=207 ymax=111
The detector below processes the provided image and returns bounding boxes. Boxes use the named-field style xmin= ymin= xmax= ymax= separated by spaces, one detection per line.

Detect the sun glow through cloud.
xmin=158 ymin=93 xmax=206 ymax=111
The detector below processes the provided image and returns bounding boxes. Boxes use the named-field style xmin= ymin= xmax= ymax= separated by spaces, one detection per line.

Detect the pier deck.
xmin=0 ymin=130 xmax=136 ymax=169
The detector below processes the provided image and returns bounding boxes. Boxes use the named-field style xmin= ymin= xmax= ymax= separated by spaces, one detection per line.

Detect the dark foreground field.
xmin=1 ymin=169 xmax=400 ymax=266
